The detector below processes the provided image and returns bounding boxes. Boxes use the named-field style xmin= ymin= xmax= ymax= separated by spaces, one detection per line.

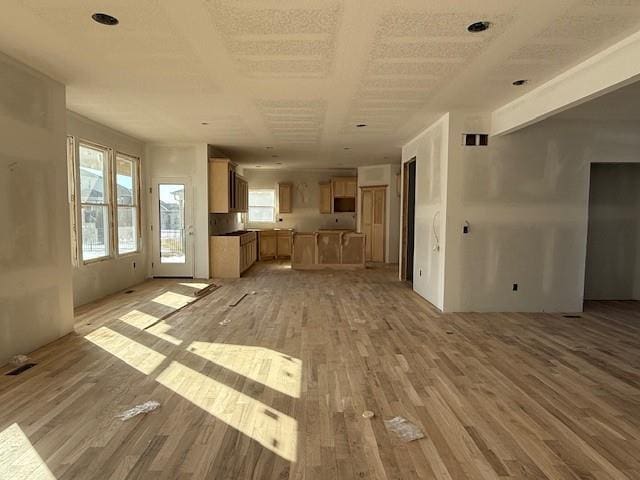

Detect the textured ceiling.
xmin=1 ymin=0 xmax=640 ymax=168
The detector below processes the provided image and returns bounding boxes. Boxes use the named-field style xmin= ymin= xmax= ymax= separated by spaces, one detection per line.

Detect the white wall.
xmin=243 ymin=168 xmax=357 ymax=231
xmin=0 ymin=53 xmax=74 ymax=365
xmin=401 ymin=114 xmax=449 ymax=310
xmin=443 ymin=114 xmax=640 ymax=312
xmin=584 ymin=163 xmax=640 ymax=300
xmin=357 ymin=164 xmax=401 ymax=263
xmin=67 ymin=112 xmax=148 ymax=306
xmin=146 ymin=144 xmax=209 ymax=279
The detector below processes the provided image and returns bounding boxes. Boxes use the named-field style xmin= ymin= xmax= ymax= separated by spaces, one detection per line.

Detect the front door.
xmin=152 ymin=178 xmax=194 ymax=277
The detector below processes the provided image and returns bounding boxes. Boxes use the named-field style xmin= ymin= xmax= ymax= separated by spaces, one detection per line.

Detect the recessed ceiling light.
xmin=92 ymin=13 xmax=119 ymax=26
xmin=265 ymin=146 xmax=273 ymax=150
xmin=467 ymin=21 xmax=490 ymax=33
xmin=344 ymin=147 xmax=351 ymax=150
xmin=512 ymin=79 xmax=529 ymax=86
xmin=255 ymin=165 xmax=262 ymax=168
xmin=201 ymin=122 xmax=209 ymax=125
xmin=271 ymin=154 xmax=279 ymax=158
xmin=356 ymin=124 xmax=367 ymax=128
xmin=275 ymin=162 xmax=283 ymax=165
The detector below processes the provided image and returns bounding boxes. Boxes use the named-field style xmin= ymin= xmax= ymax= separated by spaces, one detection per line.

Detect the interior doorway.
xmin=401 ymin=159 xmax=417 ymax=282
xmin=361 ymin=186 xmax=386 ymax=262
xmin=584 ymin=163 xmax=640 ymax=301
xmin=152 ymin=177 xmax=195 ymax=277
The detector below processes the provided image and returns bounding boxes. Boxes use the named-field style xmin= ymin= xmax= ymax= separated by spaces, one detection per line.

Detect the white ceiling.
xmin=1 ymin=0 xmax=640 ymax=168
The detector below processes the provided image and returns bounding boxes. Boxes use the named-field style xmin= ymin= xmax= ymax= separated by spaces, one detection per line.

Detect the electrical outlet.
xmin=133 ymin=261 xmax=136 ymax=269
xmin=419 ymin=269 xmax=422 ymax=277
xmin=513 ymin=283 xmax=518 ymax=291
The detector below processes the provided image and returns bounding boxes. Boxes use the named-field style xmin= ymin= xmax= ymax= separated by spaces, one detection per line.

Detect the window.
xmin=115 ymin=153 xmax=140 ymax=255
xmin=71 ymin=140 xmax=142 ymax=263
xmin=248 ymin=189 xmax=276 ymax=223
xmin=79 ymin=143 xmax=111 ymax=261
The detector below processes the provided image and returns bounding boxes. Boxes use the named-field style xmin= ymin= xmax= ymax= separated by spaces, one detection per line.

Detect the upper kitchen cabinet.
xmin=319 ymin=182 xmax=332 ymax=214
xmin=332 ymin=176 xmax=357 ymax=212
xmin=208 ymin=158 xmax=248 ymax=213
xmin=279 ymin=182 xmax=292 ymax=213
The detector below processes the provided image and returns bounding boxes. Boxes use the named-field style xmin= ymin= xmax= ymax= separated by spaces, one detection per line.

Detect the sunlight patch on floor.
xmin=146 ymin=322 xmax=183 ymax=346
xmin=119 ymin=310 xmax=182 ymax=345
xmin=85 ymin=327 xmax=165 ymax=374
xmin=151 ymin=291 xmax=193 ymax=309
xmin=0 ymin=423 xmax=56 ymax=479
xmin=188 ymin=342 xmax=302 ymax=398
xmin=156 ymin=361 xmax=298 ymax=462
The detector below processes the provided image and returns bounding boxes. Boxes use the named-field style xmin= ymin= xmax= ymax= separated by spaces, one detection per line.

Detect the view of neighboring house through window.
xmin=248 ymin=189 xmax=276 ymax=223
xmin=116 ymin=154 xmax=139 ymax=255
xmin=79 ymin=143 xmax=111 ymax=261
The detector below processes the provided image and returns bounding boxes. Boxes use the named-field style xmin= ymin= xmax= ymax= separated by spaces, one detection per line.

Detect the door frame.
xmin=360 ymin=185 xmax=387 ymax=263
xmin=401 ymin=158 xmax=416 ymax=281
xmin=151 ymin=176 xmax=195 ymax=278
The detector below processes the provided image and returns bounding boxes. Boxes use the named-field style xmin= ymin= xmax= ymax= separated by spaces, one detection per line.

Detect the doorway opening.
xmin=584 ymin=163 xmax=640 ymax=303
xmin=401 ymin=158 xmax=417 ymax=282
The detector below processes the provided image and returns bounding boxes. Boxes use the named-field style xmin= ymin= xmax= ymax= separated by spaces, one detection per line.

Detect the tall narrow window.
xmin=115 ymin=153 xmax=140 ymax=254
xmin=79 ymin=143 xmax=111 ymax=261
xmin=248 ymin=189 xmax=276 ymax=223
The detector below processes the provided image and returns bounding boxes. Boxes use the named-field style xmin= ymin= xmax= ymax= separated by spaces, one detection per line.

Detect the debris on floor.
xmin=219 ymin=318 xmax=231 ymax=326
xmin=116 ymin=401 xmax=161 ymax=421
xmin=10 ymin=355 xmax=30 ymax=367
xmin=384 ymin=416 xmax=425 ymax=442
xmin=229 ymin=290 xmax=256 ymax=307
xmin=362 ymin=410 xmax=375 ymax=419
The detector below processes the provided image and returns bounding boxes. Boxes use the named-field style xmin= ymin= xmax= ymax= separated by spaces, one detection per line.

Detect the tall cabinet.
xmin=208 ymin=158 xmax=248 ymax=213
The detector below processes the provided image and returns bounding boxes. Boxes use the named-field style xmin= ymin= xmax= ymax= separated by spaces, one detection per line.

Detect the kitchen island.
xmin=292 ymin=230 xmax=365 ymax=269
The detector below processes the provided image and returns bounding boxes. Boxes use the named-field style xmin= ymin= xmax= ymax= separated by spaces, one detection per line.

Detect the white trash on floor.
xmin=116 ymin=401 xmax=161 ymax=421
xmin=384 ymin=416 xmax=425 ymax=442
xmin=10 ymin=355 xmax=30 ymax=367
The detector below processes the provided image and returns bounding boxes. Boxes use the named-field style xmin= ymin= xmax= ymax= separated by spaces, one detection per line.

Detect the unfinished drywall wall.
xmin=584 ymin=163 xmax=640 ymax=300
xmin=146 ymin=144 xmax=209 ymax=279
xmin=67 ymin=112 xmax=148 ymax=307
xmin=443 ymin=113 xmax=640 ymax=312
xmin=243 ymin=168 xmax=356 ymax=231
xmin=401 ymin=114 xmax=449 ymax=310
xmin=357 ymin=164 xmax=401 ymax=263
xmin=0 ymin=52 xmax=73 ymax=365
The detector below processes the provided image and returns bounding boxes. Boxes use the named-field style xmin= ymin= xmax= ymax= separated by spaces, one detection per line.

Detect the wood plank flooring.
xmin=1 ymin=262 xmax=639 ymax=479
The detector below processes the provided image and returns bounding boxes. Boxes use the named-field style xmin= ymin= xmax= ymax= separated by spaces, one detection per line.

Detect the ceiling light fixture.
xmin=467 ymin=21 xmax=490 ymax=33
xmin=92 ymin=13 xmax=119 ymax=26
xmin=512 ymin=79 xmax=528 ymax=86
xmin=344 ymin=147 xmax=351 ymax=150
xmin=265 ymin=146 xmax=273 ymax=150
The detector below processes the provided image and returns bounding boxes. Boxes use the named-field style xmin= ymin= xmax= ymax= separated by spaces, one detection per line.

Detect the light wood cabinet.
xmin=276 ymin=231 xmax=292 ymax=257
xmin=319 ymin=182 xmax=332 ymax=214
xmin=259 ymin=230 xmax=293 ymax=259
xmin=292 ymin=231 xmax=365 ymax=269
xmin=279 ymin=183 xmax=292 ymax=213
xmin=361 ymin=186 xmax=386 ymax=262
xmin=332 ymin=177 xmax=357 ymax=198
xmin=259 ymin=231 xmax=277 ymax=260
xmin=208 ymin=158 xmax=248 ymax=213
xmin=210 ymin=232 xmax=256 ymax=278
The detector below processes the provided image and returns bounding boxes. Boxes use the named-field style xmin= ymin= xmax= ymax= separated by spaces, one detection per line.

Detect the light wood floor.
xmin=1 ymin=262 xmax=640 ymax=479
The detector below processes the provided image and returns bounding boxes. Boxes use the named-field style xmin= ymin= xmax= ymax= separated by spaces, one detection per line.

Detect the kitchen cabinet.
xmin=208 ymin=158 xmax=248 ymax=213
xmin=259 ymin=230 xmax=293 ymax=260
xmin=279 ymin=183 xmax=292 ymax=213
xmin=210 ymin=231 xmax=257 ymax=278
xmin=319 ymin=182 xmax=332 ymax=214
xmin=292 ymin=231 xmax=365 ymax=269
xmin=332 ymin=177 xmax=357 ymax=198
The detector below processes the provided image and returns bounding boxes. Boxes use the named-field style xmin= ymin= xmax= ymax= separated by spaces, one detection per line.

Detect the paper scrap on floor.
xmin=116 ymin=401 xmax=160 ymax=421
xmin=384 ymin=416 xmax=425 ymax=442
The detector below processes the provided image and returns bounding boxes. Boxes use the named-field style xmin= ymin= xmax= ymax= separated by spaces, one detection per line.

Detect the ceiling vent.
xmin=462 ymin=134 xmax=489 ymax=147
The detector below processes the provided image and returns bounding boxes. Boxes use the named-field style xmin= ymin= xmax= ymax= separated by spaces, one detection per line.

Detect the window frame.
xmin=248 ymin=188 xmax=276 ymax=223
xmin=114 ymin=152 xmax=142 ymax=257
xmin=77 ymin=140 xmax=113 ymax=265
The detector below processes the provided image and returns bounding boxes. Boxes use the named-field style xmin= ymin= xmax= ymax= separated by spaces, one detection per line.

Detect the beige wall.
xmin=584 ymin=163 xmax=640 ymax=300
xmin=243 ymin=168 xmax=357 ymax=232
xmin=0 ymin=52 xmax=74 ymax=365
xmin=401 ymin=114 xmax=449 ymax=310
xmin=67 ymin=112 xmax=148 ymax=306
xmin=357 ymin=164 xmax=401 ymax=263
xmin=443 ymin=114 xmax=640 ymax=312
